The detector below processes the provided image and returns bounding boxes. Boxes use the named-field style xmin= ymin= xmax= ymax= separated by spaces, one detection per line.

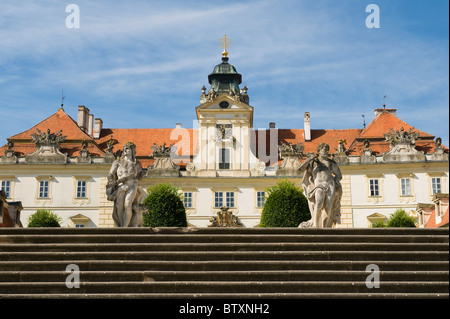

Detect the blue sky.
xmin=0 ymin=0 xmax=448 ymax=147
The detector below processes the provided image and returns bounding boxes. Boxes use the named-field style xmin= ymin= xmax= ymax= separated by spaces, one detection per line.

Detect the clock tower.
xmin=193 ymin=37 xmax=261 ymax=176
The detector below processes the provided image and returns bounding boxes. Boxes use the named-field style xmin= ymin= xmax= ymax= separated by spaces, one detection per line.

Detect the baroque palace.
xmin=0 ymin=49 xmax=448 ymax=228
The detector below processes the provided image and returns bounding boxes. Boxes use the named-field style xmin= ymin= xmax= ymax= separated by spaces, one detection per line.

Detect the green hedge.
xmin=27 ymin=209 xmax=62 ymax=227
xmin=372 ymin=209 xmax=417 ymax=228
xmin=260 ymin=179 xmax=310 ymax=227
xmin=143 ymin=183 xmax=188 ymax=227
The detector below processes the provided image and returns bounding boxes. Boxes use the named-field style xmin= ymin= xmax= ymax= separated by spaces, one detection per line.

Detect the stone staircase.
xmin=0 ymin=227 xmax=448 ymax=299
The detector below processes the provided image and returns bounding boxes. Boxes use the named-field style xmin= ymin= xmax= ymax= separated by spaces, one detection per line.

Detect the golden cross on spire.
xmin=219 ymin=35 xmax=232 ymax=57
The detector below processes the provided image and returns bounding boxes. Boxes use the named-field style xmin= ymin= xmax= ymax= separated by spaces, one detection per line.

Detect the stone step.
xmin=1 ymin=260 xmax=448 ymax=272
xmin=0 ymin=227 xmax=447 ymax=298
xmin=1 ymin=270 xmax=448 ymax=283
xmin=1 ymin=234 xmax=448 ymax=244
xmin=0 ymin=250 xmax=448 ymax=261
xmin=1 ymin=242 xmax=448 ymax=252
xmin=0 ymin=281 xmax=448 ymax=295
xmin=1 ymin=227 xmax=448 ymax=235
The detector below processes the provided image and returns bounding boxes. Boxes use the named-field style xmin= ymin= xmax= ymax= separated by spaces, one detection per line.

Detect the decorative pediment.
xmin=360 ymin=139 xmax=375 ymax=163
xmin=208 ymin=207 xmax=244 ymax=227
xmin=382 ymin=127 xmax=425 ymax=162
xmin=25 ymin=129 xmax=67 ymax=164
xmin=197 ymin=94 xmax=253 ymax=112
xmin=276 ymin=142 xmax=304 ymax=175
xmin=196 ymin=95 xmax=254 ymax=127
xmin=77 ymin=141 xmax=92 ymax=164
xmin=432 ymin=137 xmax=448 ymax=161
xmin=279 ymin=142 xmax=304 ymax=157
xmin=147 ymin=142 xmax=180 ymax=176
xmin=1 ymin=141 xmax=17 ymax=164
xmin=201 ymin=86 xmax=249 ymax=105
xmin=367 ymin=213 xmax=387 ymax=224
xmin=332 ymin=140 xmax=349 ymax=164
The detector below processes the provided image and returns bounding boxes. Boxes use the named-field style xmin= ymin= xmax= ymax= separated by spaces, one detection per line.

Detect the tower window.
xmin=219 ymin=148 xmax=230 ymax=169
xmin=219 ymin=101 xmax=229 ymax=109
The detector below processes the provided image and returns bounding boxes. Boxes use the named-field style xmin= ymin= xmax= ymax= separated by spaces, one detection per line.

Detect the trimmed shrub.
xmin=260 ymin=179 xmax=310 ymax=227
xmin=371 ymin=220 xmax=387 ymax=228
xmin=386 ymin=209 xmax=417 ymax=227
xmin=143 ymin=183 xmax=188 ymax=227
xmin=27 ymin=209 xmax=62 ymax=227
xmin=372 ymin=209 xmax=417 ymax=228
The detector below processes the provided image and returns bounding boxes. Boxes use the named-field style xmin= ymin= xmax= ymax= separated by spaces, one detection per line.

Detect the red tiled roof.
xmin=0 ymin=109 xmax=104 ymax=157
xmin=9 ymin=109 xmax=93 ymax=141
xmin=255 ymin=128 xmax=362 ymax=161
xmin=347 ymin=110 xmax=444 ymax=156
xmin=97 ymin=128 xmax=198 ymax=168
xmin=425 ymin=206 xmax=449 ymax=228
xmin=358 ymin=111 xmax=433 ymax=139
xmin=0 ymin=108 xmax=445 ymax=165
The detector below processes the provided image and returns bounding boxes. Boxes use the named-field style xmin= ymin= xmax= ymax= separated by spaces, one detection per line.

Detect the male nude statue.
xmin=106 ymin=142 xmax=146 ymax=227
xmin=298 ymin=143 xmax=342 ymax=228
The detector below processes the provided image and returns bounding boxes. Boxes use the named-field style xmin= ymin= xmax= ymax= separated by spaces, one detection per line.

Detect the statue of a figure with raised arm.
xmin=298 ymin=143 xmax=342 ymax=228
xmin=106 ymin=142 xmax=147 ymax=227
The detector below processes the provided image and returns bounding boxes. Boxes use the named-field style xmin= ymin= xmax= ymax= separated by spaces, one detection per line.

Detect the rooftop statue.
xmin=298 ymin=143 xmax=342 ymax=228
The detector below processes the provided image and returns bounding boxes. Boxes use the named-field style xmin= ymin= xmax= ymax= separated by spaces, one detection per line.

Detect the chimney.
xmin=88 ymin=113 xmax=94 ymax=137
xmin=94 ymin=118 xmax=103 ymax=139
xmin=83 ymin=107 xmax=90 ymax=133
xmin=77 ymin=105 xmax=87 ymax=131
xmin=269 ymin=122 xmax=276 ymax=129
xmin=176 ymin=123 xmax=182 ymax=128
xmin=304 ymin=112 xmax=311 ymax=142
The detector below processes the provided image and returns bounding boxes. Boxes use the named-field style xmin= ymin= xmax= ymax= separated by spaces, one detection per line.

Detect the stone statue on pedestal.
xmin=106 ymin=142 xmax=147 ymax=227
xmin=298 ymin=143 xmax=342 ymax=228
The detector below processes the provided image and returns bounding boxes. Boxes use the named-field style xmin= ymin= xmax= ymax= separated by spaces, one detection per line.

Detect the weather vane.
xmin=219 ymin=35 xmax=232 ymax=57
xmin=59 ymin=89 xmax=65 ymax=111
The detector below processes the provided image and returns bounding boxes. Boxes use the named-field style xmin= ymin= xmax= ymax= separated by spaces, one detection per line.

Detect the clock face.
xmin=216 ymin=124 xmax=232 ymax=140
xmin=219 ymin=101 xmax=229 ymax=109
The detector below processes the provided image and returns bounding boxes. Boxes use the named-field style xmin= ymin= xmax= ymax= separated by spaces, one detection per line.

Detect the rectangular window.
xmin=1 ymin=181 xmax=11 ymax=198
xmin=39 ymin=181 xmax=49 ymax=198
xmin=226 ymin=192 xmax=235 ymax=208
xmin=76 ymin=180 xmax=87 ymax=198
xmin=257 ymin=191 xmax=266 ymax=208
xmin=219 ymin=148 xmax=230 ymax=169
xmin=401 ymin=178 xmax=411 ymax=196
xmin=183 ymin=192 xmax=193 ymax=208
xmin=214 ymin=192 xmax=223 ymax=208
xmin=369 ymin=179 xmax=379 ymax=196
xmin=432 ymin=177 xmax=442 ymax=194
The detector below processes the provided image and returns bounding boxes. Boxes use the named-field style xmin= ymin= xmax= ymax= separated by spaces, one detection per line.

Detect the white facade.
xmin=2 ymin=165 xmax=108 ymax=227
xmin=346 ymin=163 xmax=448 ymax=227
xmin=0 ymin=55 xmax=448 ymax=228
